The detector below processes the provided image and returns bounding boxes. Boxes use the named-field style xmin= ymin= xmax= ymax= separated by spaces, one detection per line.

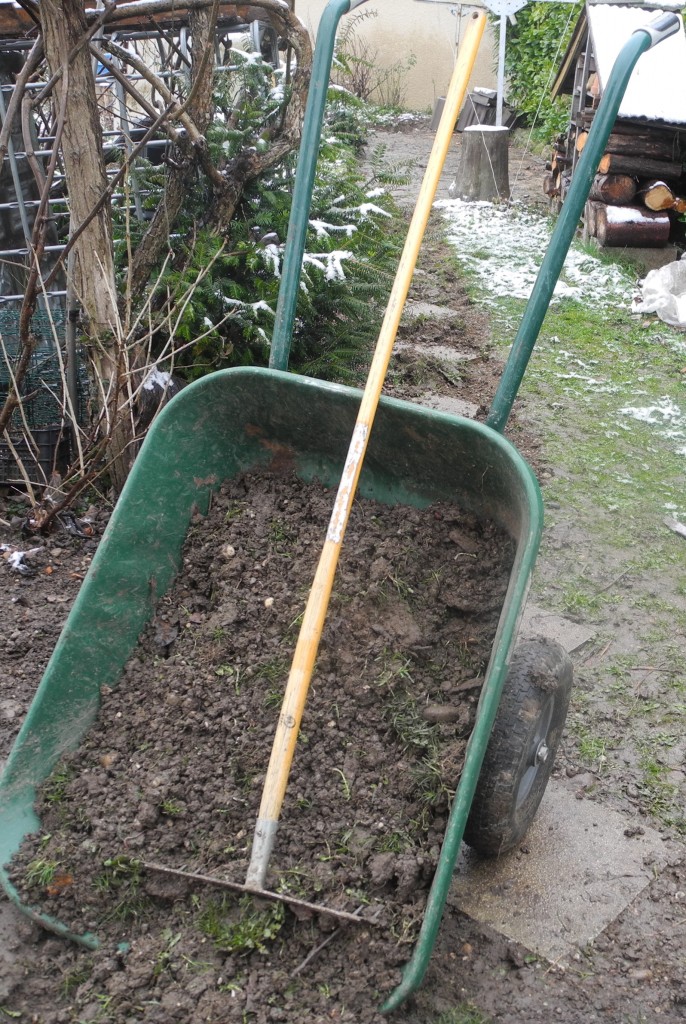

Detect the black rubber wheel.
xmin=463 ymin=638 xmax=573 ymax=857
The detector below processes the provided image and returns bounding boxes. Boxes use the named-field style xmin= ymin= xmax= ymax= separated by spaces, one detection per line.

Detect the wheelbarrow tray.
xmin=0 ymin=365 xmax=542 ymax=942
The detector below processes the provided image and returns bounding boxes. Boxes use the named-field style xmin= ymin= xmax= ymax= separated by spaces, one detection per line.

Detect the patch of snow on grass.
xmin=555 ymin=371 xmax=620 ymax=394
xmin=435 ymin=199 xmax=633 ymax=308
xmin=550 ymin=351 xmax=620 ymax=394
xmin=618 ymin=397 xmax=686 ymax=451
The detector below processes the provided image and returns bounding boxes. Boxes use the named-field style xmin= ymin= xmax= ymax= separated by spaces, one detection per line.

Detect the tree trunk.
xmin=127 ymin=4 xmax=216 ymax=299
xmin=595 ymin=205 xmax=671 ymax=247
xmin=40 ymin=0 xmax=134 ymax=491
xmin=40 ymin=0 xmax=117 ymax=332
xmin=453 ymin=125 xmax=510 ymax=202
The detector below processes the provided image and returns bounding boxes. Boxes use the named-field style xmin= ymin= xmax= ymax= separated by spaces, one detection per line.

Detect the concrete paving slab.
xmin=414 ymin=393 xmax=480 ymax=419
xmin=395 ymin=341 xmax=477 ymax=365
xmin=519 ymin=603 xmax=595 ymax=654
xmin=419 ymin=345 xmax=478 ymax=366
xmin=402 ymin=300 xmax=463 ymax=322
xmin=452 ymin=781 xmax=669 ymax=963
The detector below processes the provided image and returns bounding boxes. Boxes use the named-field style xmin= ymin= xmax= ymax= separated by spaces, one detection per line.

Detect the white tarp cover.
xmin=588 ymin=5 xmax=686 ymax=124
xmin=633 ymin=259 xmax=686 ymax=327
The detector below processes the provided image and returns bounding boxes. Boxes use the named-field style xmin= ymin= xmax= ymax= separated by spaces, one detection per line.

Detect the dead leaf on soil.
xmin=46 ymin=873 xmax=73 ymax=897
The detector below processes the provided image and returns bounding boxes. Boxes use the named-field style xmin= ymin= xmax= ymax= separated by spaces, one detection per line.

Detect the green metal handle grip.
xmin=269 ymin=0 xmax=360 ymax=372
xmin=486 ymin=12 xmax=681 ymax=434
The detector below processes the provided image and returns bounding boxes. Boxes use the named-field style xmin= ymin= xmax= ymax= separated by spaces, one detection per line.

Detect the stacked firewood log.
xmin=545 ymin=97 xmax=686 ymax=248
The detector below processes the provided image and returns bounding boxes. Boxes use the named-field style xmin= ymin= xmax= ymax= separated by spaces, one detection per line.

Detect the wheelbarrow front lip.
xmin=0 ymin=366 xmax=543 ymax=972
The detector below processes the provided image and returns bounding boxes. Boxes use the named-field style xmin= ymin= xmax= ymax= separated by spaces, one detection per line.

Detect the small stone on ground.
xmin=520 ymin=603 xmax=595 ymax=654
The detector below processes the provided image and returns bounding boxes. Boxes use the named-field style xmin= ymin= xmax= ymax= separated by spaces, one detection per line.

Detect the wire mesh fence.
xmin=0 ymin=308 xmax=88 ymax=484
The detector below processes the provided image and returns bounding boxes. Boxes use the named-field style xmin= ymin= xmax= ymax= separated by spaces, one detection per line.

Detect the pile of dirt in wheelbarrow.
xmin=9 ymin=466 xmax=515 ymax=1023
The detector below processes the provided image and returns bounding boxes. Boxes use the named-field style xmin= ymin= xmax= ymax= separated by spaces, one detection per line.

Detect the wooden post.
xmin=453 ymin=125 xmax=510 ymax=202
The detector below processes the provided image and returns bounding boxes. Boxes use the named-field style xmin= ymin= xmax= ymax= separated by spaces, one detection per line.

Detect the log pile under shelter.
xmin=546 ymin=2 xmax=686 ymax=249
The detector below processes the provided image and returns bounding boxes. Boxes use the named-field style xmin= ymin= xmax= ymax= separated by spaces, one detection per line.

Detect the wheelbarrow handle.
xmin=269 ymin=0 xmax=361 ymax=373
xmin=486 ymin=11 xmax=681 ymax=435
xmin=640 ymin=11 xmax=681 ymax=46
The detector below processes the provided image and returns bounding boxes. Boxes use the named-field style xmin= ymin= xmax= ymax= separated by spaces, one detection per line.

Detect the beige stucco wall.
xmin=295 ymin=1 xmax=496 ymax=112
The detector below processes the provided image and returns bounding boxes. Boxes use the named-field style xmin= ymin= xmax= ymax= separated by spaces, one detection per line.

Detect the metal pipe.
xmin=0 ymin=80 xmax=33 ymax=246
xmin=0 ymin=244 xmax=66 ymax=257
xmin=114 ymin=70 xmax=146 ymax=222
xmin=0 ymin=199 xmax=68 ymax=210
xmin=0 ymin=194 xmax=145 ymax=210
xmin=0 ymin=291 xmax=67 ymax=303
xmin=2 ymin=63 xmax=240 ymax=95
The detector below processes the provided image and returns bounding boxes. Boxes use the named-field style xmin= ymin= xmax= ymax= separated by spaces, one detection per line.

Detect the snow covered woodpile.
xmin=547 ymin=2 xmax=686 ymax=248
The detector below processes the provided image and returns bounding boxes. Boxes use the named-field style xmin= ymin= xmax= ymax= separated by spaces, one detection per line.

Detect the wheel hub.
xmin=534 ymin=740 xmax=549 ymax=765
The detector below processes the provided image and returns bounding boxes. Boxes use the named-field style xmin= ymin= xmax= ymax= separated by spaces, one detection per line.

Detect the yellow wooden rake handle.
xmin=246 ymin=10 xmax=488 ymax=889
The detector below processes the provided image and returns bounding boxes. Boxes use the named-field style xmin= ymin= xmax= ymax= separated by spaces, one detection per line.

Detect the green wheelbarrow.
xmin=0 ymin=2 xmax=680 ymax=1014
